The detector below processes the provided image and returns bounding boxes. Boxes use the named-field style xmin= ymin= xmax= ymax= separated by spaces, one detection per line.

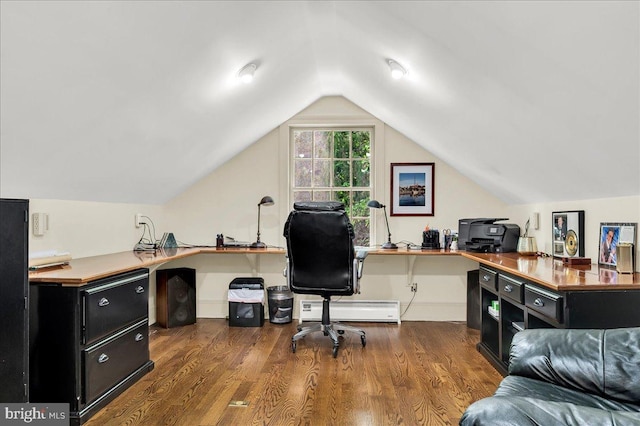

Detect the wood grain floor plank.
xmin=85 ymin=319 xmax=501 ymax=426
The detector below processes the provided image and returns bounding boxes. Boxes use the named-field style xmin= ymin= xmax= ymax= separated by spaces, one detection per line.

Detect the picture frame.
xmin=551 ymin=210 xmax=584 ymax=258
xmin=390 ymin=163 xmax=434 ymax=216
xmin=598 ymin=222 xmax=637 ymax=267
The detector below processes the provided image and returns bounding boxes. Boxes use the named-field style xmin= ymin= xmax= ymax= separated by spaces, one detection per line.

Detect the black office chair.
xmin=283 ymin=201 xmax=367 ymax=358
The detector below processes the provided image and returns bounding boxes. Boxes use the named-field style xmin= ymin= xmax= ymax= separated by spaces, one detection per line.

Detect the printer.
xmin=458 ymin=218 xmax=520 ymax=253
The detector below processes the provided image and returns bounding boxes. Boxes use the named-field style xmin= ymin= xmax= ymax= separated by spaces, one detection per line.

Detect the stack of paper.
xmin=28 ymin=250 xmax=72 ymax=269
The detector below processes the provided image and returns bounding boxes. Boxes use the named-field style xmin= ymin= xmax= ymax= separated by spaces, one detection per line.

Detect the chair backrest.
xmin=283 ymin=201 xmax=355 ymax=297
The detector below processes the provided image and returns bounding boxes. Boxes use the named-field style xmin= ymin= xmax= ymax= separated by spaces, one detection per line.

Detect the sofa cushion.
xmin=459 ymin=396 xmax=640 ymax=426
xmin=509 ymin=328 xmax=640 ymax=403
xmin=495 ymin=376 xmax=640 ymax=413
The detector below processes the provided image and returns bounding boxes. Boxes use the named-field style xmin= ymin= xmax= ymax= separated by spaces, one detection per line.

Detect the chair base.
xmin=291 ymin=298 xmax=366 ymax=357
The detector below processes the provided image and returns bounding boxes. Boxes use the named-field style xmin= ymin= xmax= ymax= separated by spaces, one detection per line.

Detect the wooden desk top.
xmin=366 ymin=247 xmax=461 ymax=256
xmin=29 ymin=246 xmax=639 ymax=291
xmin=461 ymin=252 xmax=640 ymax=291
xmin=29 ymin=247 xmax=285 ymax=285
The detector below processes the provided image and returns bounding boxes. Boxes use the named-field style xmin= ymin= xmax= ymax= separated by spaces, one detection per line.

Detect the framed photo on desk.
xmin=390 ymin=163 xmax=434 ymax=216
xmin=551 ymin=210 xmax=584 ymax=258
xmin=598 ymin=222 xmax=636 ymax=268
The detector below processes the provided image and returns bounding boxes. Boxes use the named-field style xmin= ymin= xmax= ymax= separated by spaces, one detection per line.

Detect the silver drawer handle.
xmin=504 ymin=285 xmax=513 ymax=293
xmin=98 ymin=353 xmax=109 ymax=363
xmin=534 ymin=298 xmax=545 ymax=307
xmin=135 ymin=286 xmax=145 ymax=294
xmin=135 ymin=333 xmax=144 ymax=342
xmin=98 ymin=297 xmax=110 ymax=307
xmin=483 ymin=275 xmax=491 ymax=282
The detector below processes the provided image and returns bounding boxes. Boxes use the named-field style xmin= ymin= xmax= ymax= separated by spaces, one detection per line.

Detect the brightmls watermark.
xmin=0 ymin=404 xmax=68 ymax=426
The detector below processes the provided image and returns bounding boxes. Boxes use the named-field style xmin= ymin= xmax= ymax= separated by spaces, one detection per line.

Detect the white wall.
xmin=28 ymin=199 xmax=163 ymax=258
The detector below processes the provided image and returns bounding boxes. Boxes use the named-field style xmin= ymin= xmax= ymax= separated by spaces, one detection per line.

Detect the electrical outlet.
xmin=32 ymin=212 xmax=48 ymax=236
xmin=135 ymin=213 xmax=144 ymax=228
xmin=411 ymin=283 xmax=417 ymax=292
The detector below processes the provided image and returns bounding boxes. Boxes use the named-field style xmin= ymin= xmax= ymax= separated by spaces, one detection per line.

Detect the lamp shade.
xmin=367 ymin=200 xmax=383 ymax=209
xmin=259 ymin=196 xmax=274 ymax=206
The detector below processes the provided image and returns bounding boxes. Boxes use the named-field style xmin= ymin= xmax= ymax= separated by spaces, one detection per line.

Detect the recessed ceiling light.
xmin=238 ymin=63 xmax=257 ymax=83
xmin=388 ymin=59 xmax=406 ymax=79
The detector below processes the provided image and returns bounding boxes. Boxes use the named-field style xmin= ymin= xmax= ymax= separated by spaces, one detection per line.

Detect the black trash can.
xmin=267 ymin=286 xmax=294 ymax=324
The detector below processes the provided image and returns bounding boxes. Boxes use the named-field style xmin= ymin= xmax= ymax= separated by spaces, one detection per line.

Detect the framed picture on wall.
xmin=598 ymin=222 xmax=637 ymax=267
xmin=390 ymin=163 xmax=434 ymax=216
xmin=551 ymin=210 xmax=584 ymax=258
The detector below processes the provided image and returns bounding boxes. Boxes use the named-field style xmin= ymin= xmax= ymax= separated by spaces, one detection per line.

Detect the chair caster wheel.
xmin=361 ymin=335 xmax=366 ymax=347
xmin=292 ymin=341 xmax=297 ymax=353
xmin=332 ymin=346 xmax=338 ymax=358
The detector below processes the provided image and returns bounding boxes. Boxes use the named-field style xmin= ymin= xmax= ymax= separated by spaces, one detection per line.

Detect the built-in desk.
xmin=459 ymin=252 xmax=640 ymax=375
xmin=29 ymin=247 xmax=640 ymax=289
xmin=29 ymin=247 xmax=640 ymax=406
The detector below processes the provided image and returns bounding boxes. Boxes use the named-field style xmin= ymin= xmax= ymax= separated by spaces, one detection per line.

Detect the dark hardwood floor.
xmin=86 ymin=319 xmax=501 ymax=425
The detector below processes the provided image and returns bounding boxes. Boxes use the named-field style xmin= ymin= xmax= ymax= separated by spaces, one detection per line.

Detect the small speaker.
xmin=157 ymin=268 xmax=196 ymax=328
xmin=616 ymin=243 xmax=634 ymax=274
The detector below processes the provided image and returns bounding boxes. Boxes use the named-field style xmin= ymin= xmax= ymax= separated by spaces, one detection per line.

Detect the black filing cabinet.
xmin=30 ymin=269 xmax=154 ymax=425
xmin=0 ymin=198 xmax=29 ymax=402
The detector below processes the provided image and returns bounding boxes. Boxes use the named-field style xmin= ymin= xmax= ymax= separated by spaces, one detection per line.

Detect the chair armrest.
xmin=352 ymin=250 xmax=368 ymax=293
xmin=509 ymin=327 xmax=640 ymax=402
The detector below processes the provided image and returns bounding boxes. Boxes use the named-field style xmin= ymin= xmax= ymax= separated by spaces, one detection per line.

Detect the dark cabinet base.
xmin=30 ymin=269 xmax=153 ymax=425
xmin=477 ymin=263 xmax=640 ymax=375
xmin=72 ymin=360 xmax=154 ymax=426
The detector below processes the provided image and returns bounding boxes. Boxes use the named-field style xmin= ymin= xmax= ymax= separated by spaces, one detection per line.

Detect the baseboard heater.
xmin=298 ymin=300 xmax=401 ymax=324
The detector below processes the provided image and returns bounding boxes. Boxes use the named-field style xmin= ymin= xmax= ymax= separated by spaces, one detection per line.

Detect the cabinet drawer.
xmin=499 ymin=275 xmax=524 ymax=304
xmin=83 ymin=319 xmax=149 ymax=403
xmin=479 ymin=266 xmax=498 ymax=290
xmin=83 ymin=271 xmax=148 ymax=344
xmin=525 ymin=285 xmax=563 ymax=322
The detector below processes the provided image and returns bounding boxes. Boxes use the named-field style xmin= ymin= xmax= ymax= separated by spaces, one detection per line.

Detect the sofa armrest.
xmin=509 ymin=327 xmax=640 ymax=403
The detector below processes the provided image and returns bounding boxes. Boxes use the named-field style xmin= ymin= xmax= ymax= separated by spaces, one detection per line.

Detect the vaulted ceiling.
xmin=1 ymin=1 xmax=638 ymax=205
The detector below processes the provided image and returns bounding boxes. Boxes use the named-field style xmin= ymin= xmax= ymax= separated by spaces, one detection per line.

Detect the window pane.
xmin=334 ymin=190 xmax=350 ymax=210
xmin=294 ymin=191 xmax=312 ymax=202
xmin=294 ymin=131 xmax=313 ymax=158
xmin=352 ymin=159 xmax=370 ymax=187
xmin=294 ymin=159 xmax=312 ymax=187
xmin=292 ymin=128 xmax=372 ymax=246
xmin=314 ymin=131 xmax=331 ymax=158
xmin=352 ymin=219 xmax=370 ymax=247
xmin=313 ymin=159 xmax=331 ymax=187
xmin=313 ymin=191 xmax=330 ymax=201
xmin=334 ymin=131 xmax=350 ymax=158
xmin=334 ymin=160 xmax=350 ymax=187
xmin=352 ymin=131 xmax=370 ymax=158
xmin=352 ymin=190 xmax=370 ymax=217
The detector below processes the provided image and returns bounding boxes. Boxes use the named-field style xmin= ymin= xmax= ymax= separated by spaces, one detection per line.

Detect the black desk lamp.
xmin=251 ymin=196 xmax=275 ymax=248
xmin=367 ymin=200 xmax=397 ymax=250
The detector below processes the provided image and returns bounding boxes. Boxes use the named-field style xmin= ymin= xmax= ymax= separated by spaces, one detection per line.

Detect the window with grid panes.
xmin=291 ymin=129 xmax=372 ymax=246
